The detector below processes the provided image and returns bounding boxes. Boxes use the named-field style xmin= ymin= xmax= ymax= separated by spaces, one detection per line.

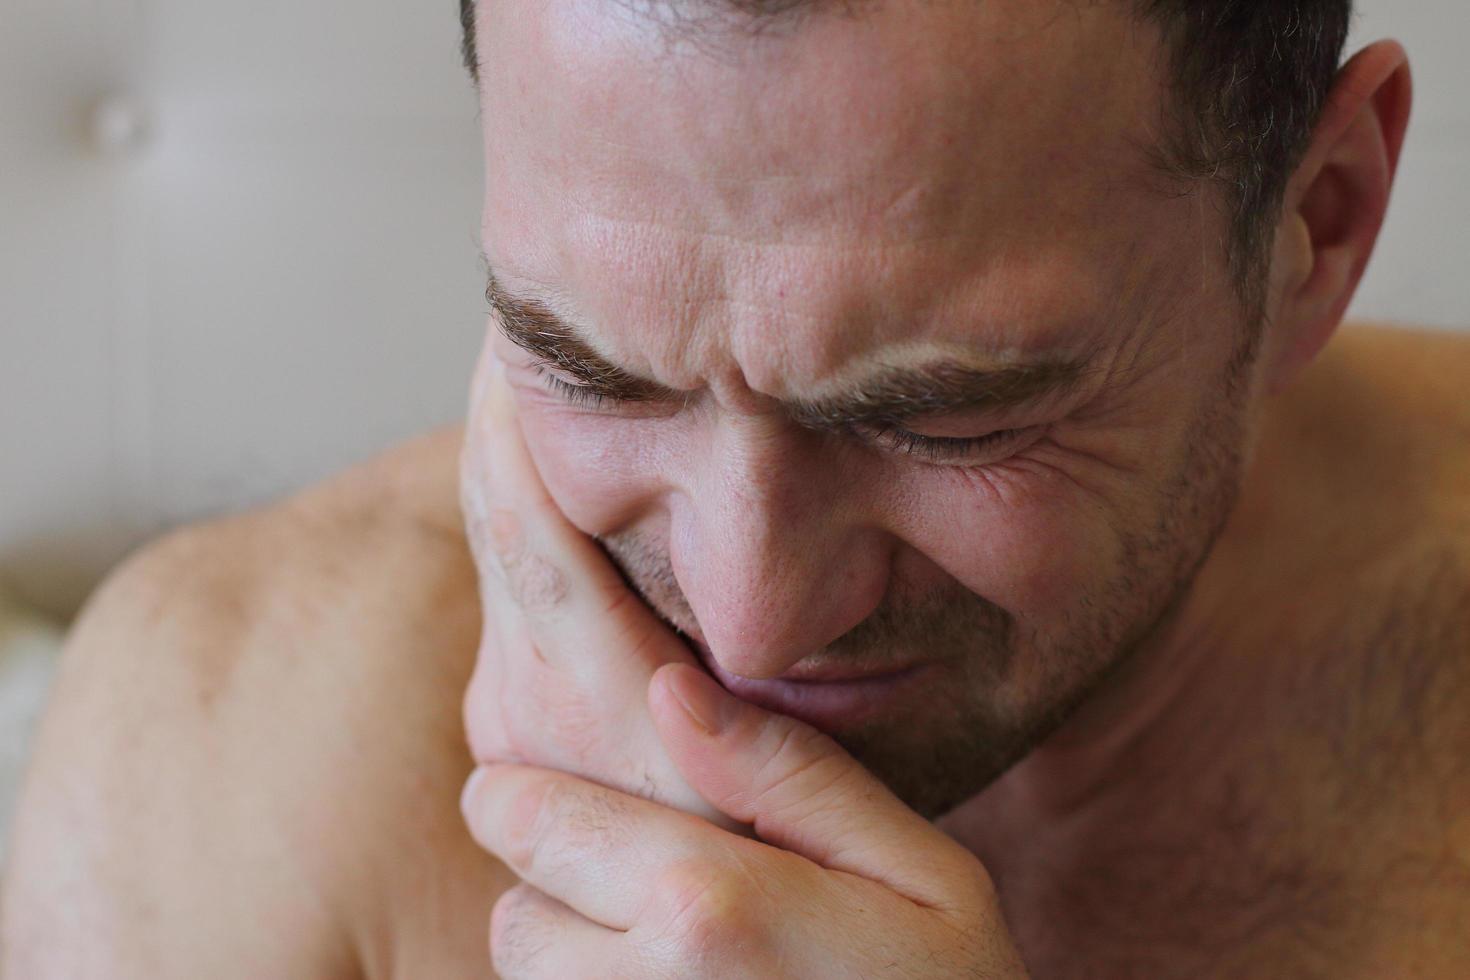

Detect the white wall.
xmin=1344 ymin=4 xmax=1470 ymax=326
xmin=1 ymin=1 xmax=486 ymax=617
xmin=1 ymin=1 xmax=1467 ymax=620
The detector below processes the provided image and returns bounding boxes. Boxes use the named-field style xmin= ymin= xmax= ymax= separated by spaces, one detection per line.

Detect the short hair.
xmin=457 ymin=0 xmax=1353 ymax=321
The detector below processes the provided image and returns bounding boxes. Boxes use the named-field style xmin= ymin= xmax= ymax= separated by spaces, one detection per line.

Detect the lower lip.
xmin=701 ymin=658 xmax=931 ymax=732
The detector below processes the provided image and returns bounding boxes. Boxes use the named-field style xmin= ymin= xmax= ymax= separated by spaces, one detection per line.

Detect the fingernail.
xmin=460 ymin=766 xmax=489 ymax=820
xmin=668 ymin=664 xmax=739 ymax=735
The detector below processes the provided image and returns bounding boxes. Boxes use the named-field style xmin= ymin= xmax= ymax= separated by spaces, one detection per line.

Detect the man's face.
xmin=469 ymin=0 xmax=1262 ymax=817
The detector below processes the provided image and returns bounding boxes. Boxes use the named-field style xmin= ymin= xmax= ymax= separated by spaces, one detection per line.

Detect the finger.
xmin=648 ymin=663 xmax=990 ymax=910
xmin=474 ymin=352 xmax=685 ymax=673
xmin=462 ymin=354 xmax=730 ymax=822
xmin=462 ymin=763 xmax=750 ymax=931
xmin=489 ymin=882 xmax=625 ymax=980
xmin=460 ymin=344 xmax=524 ymax=593
xmin=465 ymin=352 xmax=685 ymax=758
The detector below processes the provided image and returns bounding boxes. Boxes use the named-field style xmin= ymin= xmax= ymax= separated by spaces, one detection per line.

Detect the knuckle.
xmin=488 ymin=642 xmax=604 ymax=772
xmin=489 ymin=884 xmax=551 ymax=976
xmin=523 ymin=669 xmax=604 ymax=767
xmin=500 ymin=547 xmax=570 ymax=615
xmin=559 ymin=784 xmax=630 ymax=860
xmin=499 ymin=777 xmax=561 ymax=872
xmin=652 ymin=860 xmax=720 ymax=912
xmin=656 ymin=863 xmax=765 ymax=964
xmin=467 ymin=717 xmax=510 ymax=767
xmin=502 ymin=777 xmax=628 ymax=878
xmin=464 ymin=665 xmax=509 ymax=764
xmin=495 ymin=675 xmax=537 ymax=764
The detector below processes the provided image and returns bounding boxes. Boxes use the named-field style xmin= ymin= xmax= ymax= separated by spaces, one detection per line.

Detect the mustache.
xmin=596 ymin=528 xmax=1014 ymax=672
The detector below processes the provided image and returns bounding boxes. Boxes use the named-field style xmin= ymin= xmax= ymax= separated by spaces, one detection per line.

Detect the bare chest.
xmin=1001 ymin=787 xmax=1470 ymax=979
xmin=997 ymin=547 xmax=1470 ymax=978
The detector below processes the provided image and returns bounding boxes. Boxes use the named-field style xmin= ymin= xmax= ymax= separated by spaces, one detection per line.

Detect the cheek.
xmin=515 ymin=401 xmax=668 ymax=535
xmin=888 ymin=456 xmax=1129 ymax=616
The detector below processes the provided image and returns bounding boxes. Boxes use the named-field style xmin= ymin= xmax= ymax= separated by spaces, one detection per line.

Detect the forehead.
xmin=476 ymin=1 xmax=1204 ymax=391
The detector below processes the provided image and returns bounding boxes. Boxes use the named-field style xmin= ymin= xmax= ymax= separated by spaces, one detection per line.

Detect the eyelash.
xmin=534 ymin=364 xmax=1033 ymax=464
xmin=534 ymin=365 xmax=611 ymax=408
xmin=865 ymin=425 xmax=1032 ymax=462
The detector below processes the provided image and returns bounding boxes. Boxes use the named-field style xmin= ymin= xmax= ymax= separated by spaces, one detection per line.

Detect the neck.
xmin=935 ymin=550 xmax=1237 ymax=857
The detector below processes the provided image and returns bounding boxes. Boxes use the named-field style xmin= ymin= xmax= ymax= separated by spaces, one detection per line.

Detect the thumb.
xmin=648 ymin=662 xmax=987 ymax=909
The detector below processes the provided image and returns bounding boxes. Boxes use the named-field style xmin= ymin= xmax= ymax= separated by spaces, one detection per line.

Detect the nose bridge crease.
xmin=709 ymin=418 xmax=825 ymax=563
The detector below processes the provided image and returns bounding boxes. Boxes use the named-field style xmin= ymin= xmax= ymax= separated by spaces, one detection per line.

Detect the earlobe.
xmin=1262 ymin=40 xmax=1413 ymax=393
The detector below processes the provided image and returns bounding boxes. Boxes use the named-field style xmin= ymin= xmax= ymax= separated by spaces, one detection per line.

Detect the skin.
xmin=5 ymin=1 xmax=1469 ymax=978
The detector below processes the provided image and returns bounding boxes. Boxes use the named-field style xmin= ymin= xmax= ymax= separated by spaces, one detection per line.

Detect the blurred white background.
xmin=1 ymin=1 xmax=485 ymax=624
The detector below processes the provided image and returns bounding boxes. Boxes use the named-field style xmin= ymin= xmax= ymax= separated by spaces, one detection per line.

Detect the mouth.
xmin=686 ymin=636 xmax=930 ymax=733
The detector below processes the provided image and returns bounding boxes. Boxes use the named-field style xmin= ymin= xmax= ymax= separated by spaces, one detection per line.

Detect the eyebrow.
xmin=487 ymin=270 xmax=674 ymax=403
xmin=485 ymin=268 xmax=1094 ymax=428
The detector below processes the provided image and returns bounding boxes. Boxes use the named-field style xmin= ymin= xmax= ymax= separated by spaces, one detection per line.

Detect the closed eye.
xmin=536 ymin=361 xmax=1044 ymax=465
xmin=862 ymin=423 xmax=1042 ymax=464
xmin=534 ymin=364 xmax=612 ymax=409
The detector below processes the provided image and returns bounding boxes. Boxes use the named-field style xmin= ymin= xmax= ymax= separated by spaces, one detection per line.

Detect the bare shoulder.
xmin=1 ymin=424 xmax=509 ymax=979
xmin=1311 ymin=322 xmax=1470 ymax=474
xmin=1270 ymin=323 xmax=1470 ymax=539
xmin=1277 ymin=321 xmax=1470 ymax=644
xmin=1330 ymin=320 xmax=1470 ymax=386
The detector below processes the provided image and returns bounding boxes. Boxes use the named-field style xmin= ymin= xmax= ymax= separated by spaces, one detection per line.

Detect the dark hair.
xmin=458 ymin=0 xmax=1353 ymax=319
xmin=1135 ymin=1 xmax=1354 ymax=320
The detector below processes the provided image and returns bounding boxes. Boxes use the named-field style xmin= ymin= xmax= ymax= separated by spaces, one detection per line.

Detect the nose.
xmin=667 ymin=414 xmax=891 ymax=680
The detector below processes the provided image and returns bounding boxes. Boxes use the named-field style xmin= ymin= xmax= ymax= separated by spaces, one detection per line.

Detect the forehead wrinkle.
xmin=774 ymin=234 xmax=1165 ymax=414
xmin=563 ymin=211 xmax=1141 ymax=409
xmin=485 ymin=2 xmax=1183 ymax=366
xmin=545 ymin=4 xmax=1157 ymax=235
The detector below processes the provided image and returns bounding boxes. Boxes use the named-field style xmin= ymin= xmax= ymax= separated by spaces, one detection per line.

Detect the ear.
xmin=1261 ymin=39 xmax=1413 ymax=393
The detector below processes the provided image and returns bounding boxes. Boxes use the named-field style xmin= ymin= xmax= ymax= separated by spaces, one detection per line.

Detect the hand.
xmin=461 ymin=661 xmax=1031 ymax=978
xmin=459 ymin=344 xmax=730 ymax=825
